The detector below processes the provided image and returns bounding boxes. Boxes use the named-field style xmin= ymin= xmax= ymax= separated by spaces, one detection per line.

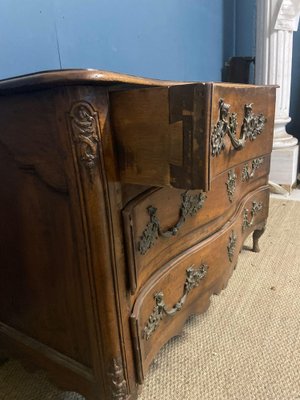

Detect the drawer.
xmin=130 ymin=186 xmax=269 ymax=383
xmin=210 ymin=84 xmax=276 ymax=178
xmin=123 ymin=155 xmax=270 ymax=293
xmin=111 ymin=83 xmax=275 ymax=191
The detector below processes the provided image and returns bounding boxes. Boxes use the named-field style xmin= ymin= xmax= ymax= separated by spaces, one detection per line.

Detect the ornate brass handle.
xmin=211 ymin=99 xmax=266 ymax=156
xmin=227 ymin=231 xmax=237 ymax=262
xmin=242 ymin=157 xmax=264 ymax=181
xmin=138 ymin=191 xmax=206 ymax=255
xmin=142 ymin=264 xmax=208 ymax=340
xmin=226 ymin=169 xmax=237 ymax=202
xmin=242 ymin=201 xmax=263 ymax=232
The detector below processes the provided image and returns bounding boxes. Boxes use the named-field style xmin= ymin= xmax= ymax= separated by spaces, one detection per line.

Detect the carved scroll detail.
xmin=242 ymin=201 xmax=263 ymax=232
xmin=226 ymin=169 xmax=237 ymax=202
xmin=138 ymin=191 xmax=207 ymax=255
xmin=242 ymin=157 xmax=264 ymax=181
xmin=211 ymin=99 xmax=266 ymax=156
xmin=69 ymin=101 xmax=100 ymax=182
xmin=108 ymin=358 xmax=127 ymax=400
xmin=143 ymin=264 xmax=208 ymax=340
xmin=227 ymin=231 xmax=237 ymax=262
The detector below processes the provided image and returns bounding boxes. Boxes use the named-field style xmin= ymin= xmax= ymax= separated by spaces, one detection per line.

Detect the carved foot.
xmin=252 ymin=223 xmax=266 ymax=253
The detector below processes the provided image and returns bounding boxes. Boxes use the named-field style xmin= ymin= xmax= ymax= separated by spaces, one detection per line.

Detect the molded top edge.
xmin=0 ymin=69 xmax=182 ymax=93
xmin=0 ymin=69 xmax=277 ymax=94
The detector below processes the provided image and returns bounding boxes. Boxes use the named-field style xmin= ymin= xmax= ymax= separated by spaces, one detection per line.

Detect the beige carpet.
xmin=1 ymin=198 xmax=300 ymax=400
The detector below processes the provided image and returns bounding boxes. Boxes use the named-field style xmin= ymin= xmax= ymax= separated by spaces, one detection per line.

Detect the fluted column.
xmin=256 ymin=0 xmax=300 ymax=191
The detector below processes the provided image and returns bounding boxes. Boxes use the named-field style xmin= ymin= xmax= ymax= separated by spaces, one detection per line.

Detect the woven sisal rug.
xmin=1 ymin=198 xmax=300 ymax=400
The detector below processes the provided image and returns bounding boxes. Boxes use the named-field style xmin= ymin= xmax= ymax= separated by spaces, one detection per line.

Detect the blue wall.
xmin=235 ymin=0 xmax=256 ymax=57
xmin=2 ymin=1 xmax=300 ymax=146
xmin=0 ymin=0 xmax=226 ymax=82
xmin=0 ymin=1 xmax=60 ymax=77
xmin=223 ymin=0 xmax=256 ymax=61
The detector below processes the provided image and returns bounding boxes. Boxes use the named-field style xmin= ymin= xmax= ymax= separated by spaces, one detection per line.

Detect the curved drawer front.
xmin=130 ymin=186 xmax=269 ymax=383
xmin=210 ymin=85 xmax=275 ymax=179
xmin=123 ymin=155 xmax=270 ymax=293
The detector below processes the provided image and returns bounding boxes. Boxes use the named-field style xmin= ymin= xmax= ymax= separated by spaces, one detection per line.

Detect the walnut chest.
xmin=0 ymin=70 xmax=276 ymax=400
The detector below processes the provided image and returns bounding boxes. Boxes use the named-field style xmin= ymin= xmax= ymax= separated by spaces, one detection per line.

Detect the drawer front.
xmin=130 ymin=186 xmax=269 ymax=383
xmin=210 ymin=84 xmax=276 ymax=178
xmin=123 ymin=155 xmax=270 ymax=293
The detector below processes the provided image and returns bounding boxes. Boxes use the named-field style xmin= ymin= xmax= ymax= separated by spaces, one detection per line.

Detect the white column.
xmin=256 ymin=0 xmax=300 ymax=192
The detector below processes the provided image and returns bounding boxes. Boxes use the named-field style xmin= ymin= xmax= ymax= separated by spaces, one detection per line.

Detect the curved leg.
xmin=252 ymin=222 xmax=266 ymax=253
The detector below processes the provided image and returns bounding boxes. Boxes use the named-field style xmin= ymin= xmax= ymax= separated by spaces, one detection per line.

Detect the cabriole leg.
xmin=252 ymin=222 xmax=266 ymax=253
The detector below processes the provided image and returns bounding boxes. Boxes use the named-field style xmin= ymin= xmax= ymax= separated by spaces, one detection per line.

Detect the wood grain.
xmin=0 ymin=70 xmax=276 ymax=400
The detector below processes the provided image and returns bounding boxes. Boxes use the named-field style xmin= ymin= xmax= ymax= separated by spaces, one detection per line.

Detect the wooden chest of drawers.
xmin=0 ymin=70 xmax=276 ymax=400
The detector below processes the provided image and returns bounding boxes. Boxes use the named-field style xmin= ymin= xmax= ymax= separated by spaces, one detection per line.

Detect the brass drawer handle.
xmin=211 ymin=99 xmax=266 ymax=156
xmin=138 ymin=191 xmax=206 ymax=255
xmin=242 ymin=157 xmax=264 ymax=181
xmin=142 ymin=264 xmax=208 ymax=340
xmin=227 ymin=231 xmax=237 ymax=262
xmin=226 ymin=169 xmax=237 ymax=202
xmin=242 ymin=201 xmax=263 ymax=232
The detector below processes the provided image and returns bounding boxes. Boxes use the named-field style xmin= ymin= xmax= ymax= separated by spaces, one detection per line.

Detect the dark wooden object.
xmin=0 ymin=70 xmax=276 ymax=400
xmin=223 ymin=56 xmax=255 ymax=84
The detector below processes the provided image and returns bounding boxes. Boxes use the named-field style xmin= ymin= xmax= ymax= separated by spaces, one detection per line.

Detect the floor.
xmin=271 ymin=185 xmax=300 ymax=201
